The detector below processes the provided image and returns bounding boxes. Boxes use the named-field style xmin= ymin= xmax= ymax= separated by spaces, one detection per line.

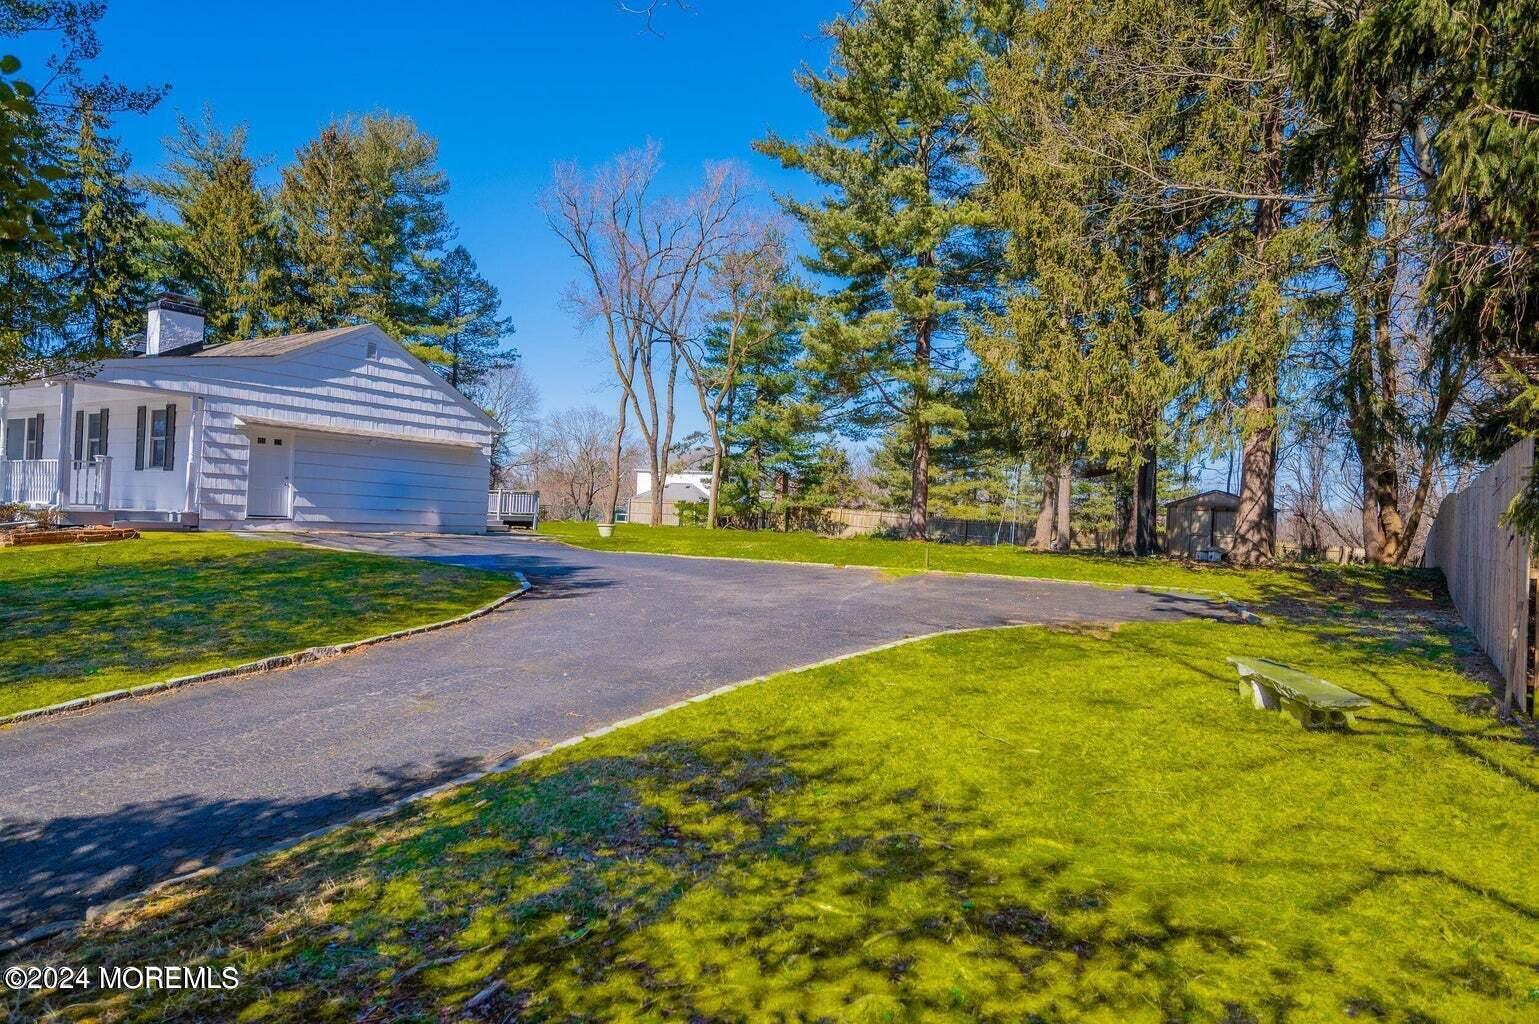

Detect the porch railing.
xmin=488 ymin=489 xmax=540 ymax=528
xmin=0 ymin=457 xmax=112 ymax=509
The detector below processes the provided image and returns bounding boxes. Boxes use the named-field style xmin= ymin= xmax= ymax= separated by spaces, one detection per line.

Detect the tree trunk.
xmin=1361 ymin=458 xmax=1384 ymax=563
xmin=1233 ymin=385 xmax=1278 ymax=565
xmin=1231 ymin=89 xmax=1284 ymax=566
xmin=647 ymin=450 xmax=664 ymax=527
xmin=602 ymin=393 xmax=628 ymax=526
xmin=909 ymin=422 xmax=930 ymax=541
xmin=1054 ymin=463 xmax=1072 ymax=551
xmin=1118 ymin=477 xmax=1137 ymax=555
xmin=1135 ymin=444 xmax=1158 ymax=555
xmin=705 ymin=412 xmax=724 ymax=530
xmin=908 ymin=276 xmax=933 ymax=540
xmin=1034 ymin=463 xmax=1058 ymax=549
xmin=707 ymin=448 xmax=723 ymax=529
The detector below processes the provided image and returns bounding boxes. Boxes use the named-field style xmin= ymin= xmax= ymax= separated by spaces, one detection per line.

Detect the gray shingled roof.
xmin=190 ymin=324 xmax=371 ymax=358
xmin=633 ymin=481 xmax=710 ymax=503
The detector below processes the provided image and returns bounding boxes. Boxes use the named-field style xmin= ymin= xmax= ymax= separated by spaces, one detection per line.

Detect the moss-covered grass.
xmin=540 ymin=520 xmax=1432 ymax=609
xmin=0 ymin=533 xmax=515 ymax=718
xmin=9 ymin=578 xmax=1536 ymax=1023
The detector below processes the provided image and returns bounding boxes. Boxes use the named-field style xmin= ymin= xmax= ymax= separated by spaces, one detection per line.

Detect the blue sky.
xmin=14 ymin=0 xmax=838 ymax=420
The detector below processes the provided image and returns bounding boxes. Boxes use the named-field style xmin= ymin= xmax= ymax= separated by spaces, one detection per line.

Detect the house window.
xmin=3 ymin=418 xmax=24 ymax=460
xmin=150 ymin=409 xmax=170 ymax=468
xmin=18 ymin=415 xmax=44 ymax=460
xmin=86 ymin=412 xmax=107 ymax=459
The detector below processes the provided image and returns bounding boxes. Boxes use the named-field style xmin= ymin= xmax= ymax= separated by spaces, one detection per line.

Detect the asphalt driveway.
xmin=0 ymin=534 xmax=1222 ymax=936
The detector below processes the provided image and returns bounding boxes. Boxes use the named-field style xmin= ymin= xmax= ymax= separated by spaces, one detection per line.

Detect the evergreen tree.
xmin=56 ymin=96 xmax=149 ymax=350
xmin=150 ymin=110 xmax=276 ymax=342
xmin=429 ymin=244 xmax=514 ymax=393
xmin=273 ymin=125 xmax=369 ymax=331
xmin=0 ymin=53 xmax=66 ymax=381
xmin=351 ymin=112 xmax=452 ymax=345
xmin=272 ymin=115 xmax=459 ymax=366
xmin=757 ymin=0 xmax=988 ymax=539
xmin=708 ymin=281 xmax=821 ymax=527
xmin=973 ymin=0 xmax=1194 ymax=556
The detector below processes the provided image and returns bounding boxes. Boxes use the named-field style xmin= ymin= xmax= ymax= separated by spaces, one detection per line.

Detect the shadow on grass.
xmin=9 ymin=729 xmax=1531 ymax=1023
xmin=0 ymin=543 xmax=512 ymax=704
xmin=0 ymin=753 xmax=486 ymax=937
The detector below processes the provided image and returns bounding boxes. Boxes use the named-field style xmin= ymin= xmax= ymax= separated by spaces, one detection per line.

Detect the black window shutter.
xmin=99 ymin=408 xmax=109 ymax=457
xmin=163 ymin=404 xmax=177 ymax=471
xmin=135 ymin=406 xmax=146 ymax=470
xmin=32 ymin=414 xmax=43 ymax=459
xmin=74 ymin=410 xmax=84 ymax=461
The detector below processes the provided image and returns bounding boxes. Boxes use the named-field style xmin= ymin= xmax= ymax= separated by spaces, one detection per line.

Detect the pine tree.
xmin=150 ymin=110 xmax=276 ymax=342
xmin=429 ymin=244 xmax=514 ymax=393
xmin=708 ymin=282 xmax=821 ymax=527
xmin=272 ymin=114 xmax=460 ymax=363
xmin=973 ymin=0 xmax=1193 ymax=556
xmin=351 ymin=113 xmax=452 ymax=345
xmin=57 ymin=96 xmax=149 ymax=350
xmin=273 ymin=125 xmax=369 ymax=331
xmin=757 ymin=0 xmax=987 ymax=539
xmin=0 ymin=53 xmax=66 ymax=381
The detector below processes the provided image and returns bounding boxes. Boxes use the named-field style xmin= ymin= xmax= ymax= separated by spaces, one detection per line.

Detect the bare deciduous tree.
xmin=540 ymin=405 xmax=624 ymax=521
xmin=680 ymin=221 xmax=788 ymax=527
xmin=544 ymin=145 xmax=748 ymax=526
xmin=476 ymin=361 xmax=540 ymax=488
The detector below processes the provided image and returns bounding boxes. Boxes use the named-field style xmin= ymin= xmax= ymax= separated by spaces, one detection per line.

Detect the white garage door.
xmin=287 ymin=430 xmax=489 ymax=533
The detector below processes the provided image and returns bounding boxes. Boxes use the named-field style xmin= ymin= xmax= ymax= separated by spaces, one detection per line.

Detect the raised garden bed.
xmin=0 ymin=526 xmax=140 ymax=548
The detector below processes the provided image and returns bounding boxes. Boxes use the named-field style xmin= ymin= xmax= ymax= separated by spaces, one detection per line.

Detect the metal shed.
xmin=1165 ymin=490 xmax=1240 ymax=561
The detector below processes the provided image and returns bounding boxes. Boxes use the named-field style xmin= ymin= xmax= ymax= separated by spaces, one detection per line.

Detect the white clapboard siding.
xmin=286 ymin=430 xmax=487 ymax=533
xmin=2 ymin=389 xmax=192 ymax=512
xmin=80 ymin=325 xmax=495 ymax=531
xmin=90 ymin=325 xmax=494 ymax=450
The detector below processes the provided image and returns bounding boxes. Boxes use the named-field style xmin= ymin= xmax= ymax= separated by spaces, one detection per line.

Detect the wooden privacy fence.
xmin=822 ymin=507 xmax=1039 ymax=546
xmin=1424 ymin=438 xmax=1535 ymax=713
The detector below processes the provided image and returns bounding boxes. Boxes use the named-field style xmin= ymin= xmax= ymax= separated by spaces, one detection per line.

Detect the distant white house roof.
xmin=633 ymin=480 xmax=710 ymax=503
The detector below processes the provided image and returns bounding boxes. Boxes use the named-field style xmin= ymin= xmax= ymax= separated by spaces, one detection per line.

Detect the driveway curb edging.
xmin=0 ymin=573 xmax=531 ymax=731
xmin=1 ymin=619 xmax=1137 ymax=954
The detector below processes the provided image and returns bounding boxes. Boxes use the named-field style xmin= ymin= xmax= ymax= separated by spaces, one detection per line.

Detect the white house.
xmin=0 ymin=295 xmax=499 ymax=534
xmin=627 ymin=449 xmax=716 ymax=525
xmin=632 ymin=448 xmax=716 ymax=505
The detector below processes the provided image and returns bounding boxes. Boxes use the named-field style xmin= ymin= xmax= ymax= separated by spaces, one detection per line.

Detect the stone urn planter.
xmin=597 ymin=522 xmax=615 ymax=538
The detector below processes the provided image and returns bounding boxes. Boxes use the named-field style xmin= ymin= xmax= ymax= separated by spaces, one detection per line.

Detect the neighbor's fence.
xmin=821 ymin=507 xmax=1039 ymax=546
xmin=1424 ymin=438 xmax=1534 ymax=713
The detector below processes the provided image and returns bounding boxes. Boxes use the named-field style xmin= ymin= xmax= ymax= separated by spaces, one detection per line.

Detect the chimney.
xmin=145 ymin=293 xmax=206 ymax=355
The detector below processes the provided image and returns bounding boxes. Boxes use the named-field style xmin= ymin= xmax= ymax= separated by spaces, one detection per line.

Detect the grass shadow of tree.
xmin=12 ymin=729 xmax=1448 ymax=1024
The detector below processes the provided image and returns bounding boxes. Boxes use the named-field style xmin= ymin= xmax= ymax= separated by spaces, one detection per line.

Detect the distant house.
xmin=627 ymin=449 xmax=714 ymax=526
xmin=1165 ymin=489 xmax=1239 ymax=560
xmin=0 ymin=295 xmax=499 ymax=534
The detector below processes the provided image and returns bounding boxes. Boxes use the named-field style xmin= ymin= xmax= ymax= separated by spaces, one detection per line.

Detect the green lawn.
xmin=11 ymin=582 xmax=1536 ymax=1022
xmin=540 ymin=521 xmax=1428 ymax=608
xmin=0 ymin=533 xmax=515 ymax=719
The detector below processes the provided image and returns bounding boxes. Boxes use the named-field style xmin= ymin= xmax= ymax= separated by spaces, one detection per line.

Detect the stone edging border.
xmin=0 ymin=573 xmax=531 ymax=731
xmin=2 ymin=620 xmax=1105 ymax=953
xmin=539 ymin=534 xmax=1265 ymax=623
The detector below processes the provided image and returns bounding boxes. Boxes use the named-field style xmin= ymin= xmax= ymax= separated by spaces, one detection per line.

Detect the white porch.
xmin=0 ymin=380 xmax=204 ymax=522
